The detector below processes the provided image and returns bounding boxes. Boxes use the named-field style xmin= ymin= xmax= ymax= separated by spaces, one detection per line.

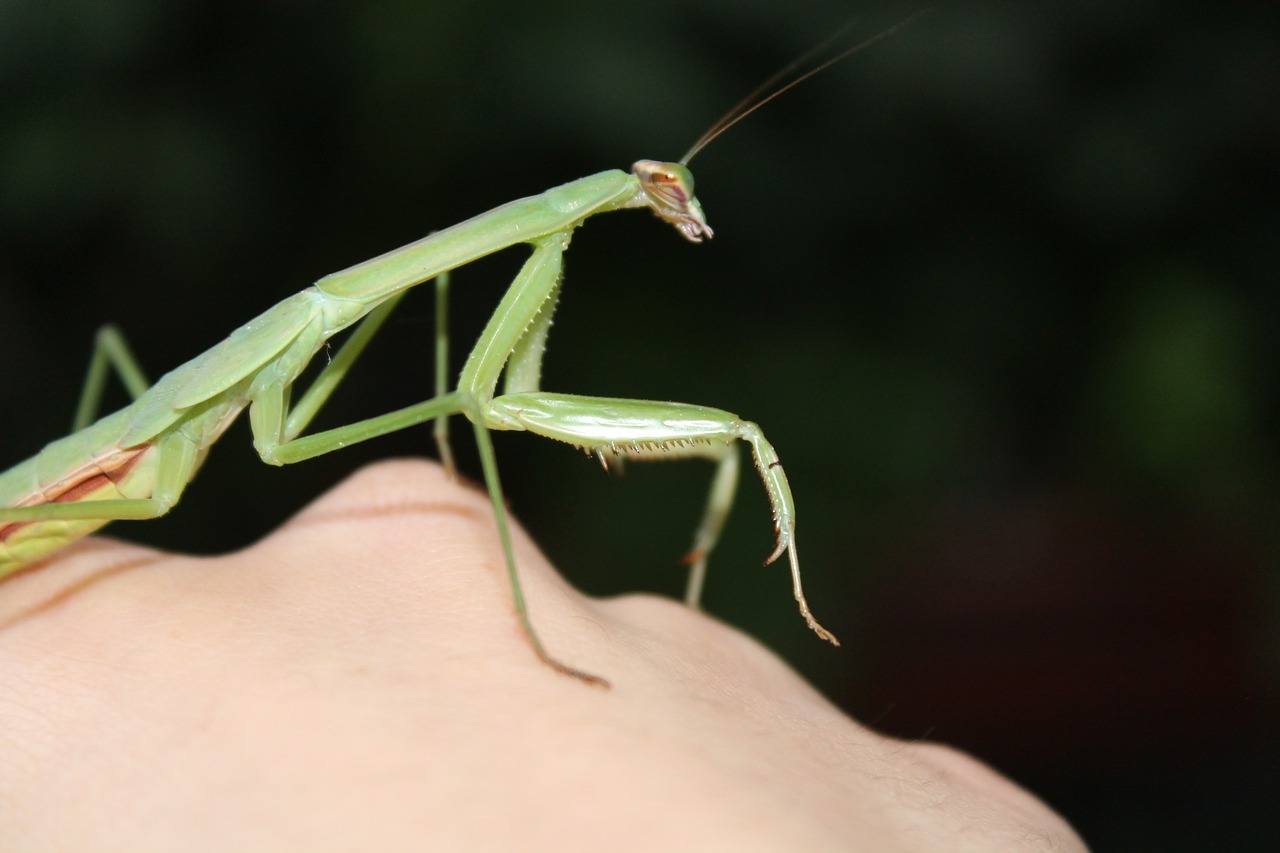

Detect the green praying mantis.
xmin=0 ymin=18 xmax=922 ymax=685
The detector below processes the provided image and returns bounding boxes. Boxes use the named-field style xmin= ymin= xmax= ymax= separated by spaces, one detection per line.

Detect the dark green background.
xmin=2 ymin=1 xmax=1277 ymax=847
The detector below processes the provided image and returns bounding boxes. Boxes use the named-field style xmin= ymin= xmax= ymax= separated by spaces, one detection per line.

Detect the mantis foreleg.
xmin=482 ymin=392 xmax=839 ymax=645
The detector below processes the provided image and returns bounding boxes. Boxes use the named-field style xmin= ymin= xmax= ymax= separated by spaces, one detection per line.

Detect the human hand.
xmin=0 ymin=460 xmax=1086 ymax=851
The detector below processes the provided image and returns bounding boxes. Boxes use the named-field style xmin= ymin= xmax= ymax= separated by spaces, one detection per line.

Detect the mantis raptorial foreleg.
xmin=482 ymin=393 xmax=838 ymax=645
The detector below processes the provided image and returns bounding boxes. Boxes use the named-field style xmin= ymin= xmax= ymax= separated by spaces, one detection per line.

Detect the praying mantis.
xmin=0 ymin=18 xmax=922 ymax=685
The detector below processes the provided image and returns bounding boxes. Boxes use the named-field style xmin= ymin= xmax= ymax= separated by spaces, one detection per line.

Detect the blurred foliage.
xmin=2 ymin=1 xmax=1278 ymax=847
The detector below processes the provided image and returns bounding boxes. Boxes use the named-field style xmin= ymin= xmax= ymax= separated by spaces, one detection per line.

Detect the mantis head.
xmin=631 ymin=160 xmax=713 ymax=243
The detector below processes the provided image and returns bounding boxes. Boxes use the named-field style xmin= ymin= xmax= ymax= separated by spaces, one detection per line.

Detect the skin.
xmin=0 ymin=460 xmax=1087 ymax=851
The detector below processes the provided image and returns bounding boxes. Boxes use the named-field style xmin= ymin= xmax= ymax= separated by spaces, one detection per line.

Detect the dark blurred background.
xmin=2 ymin=0 xmax=1276 ymax=847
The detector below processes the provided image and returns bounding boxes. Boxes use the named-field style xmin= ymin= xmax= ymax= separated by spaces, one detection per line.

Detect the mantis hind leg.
xmin=0 ymin=431 xmax=203 ymax=575
xmin=73 ymin=325 xmax=152 ymax=431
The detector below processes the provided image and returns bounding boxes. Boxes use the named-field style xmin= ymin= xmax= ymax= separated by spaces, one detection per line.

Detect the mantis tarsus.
xmin=0 ymin=17 xmax=923 ymax=686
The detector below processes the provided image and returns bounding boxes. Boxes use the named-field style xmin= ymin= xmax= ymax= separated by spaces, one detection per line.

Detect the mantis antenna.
xmin=681 ymin=9 xmax=932 ymax=165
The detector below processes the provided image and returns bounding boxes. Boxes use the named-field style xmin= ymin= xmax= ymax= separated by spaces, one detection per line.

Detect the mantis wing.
xmin=121 ymin=291 xmax=322 ymax=446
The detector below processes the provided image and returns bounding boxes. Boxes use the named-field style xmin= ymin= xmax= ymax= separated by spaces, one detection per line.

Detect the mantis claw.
xmin=784 ymin=544 xmax=839 ymax=646
xmin=542 ymin=656 xmax=611 ymax=689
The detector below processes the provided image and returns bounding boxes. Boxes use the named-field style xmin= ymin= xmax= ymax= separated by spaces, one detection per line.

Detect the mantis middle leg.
xmin=0 ymin=301 xmax=417 ymax=557
xmin=251 ymin=238 xmax=606 ymax=684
